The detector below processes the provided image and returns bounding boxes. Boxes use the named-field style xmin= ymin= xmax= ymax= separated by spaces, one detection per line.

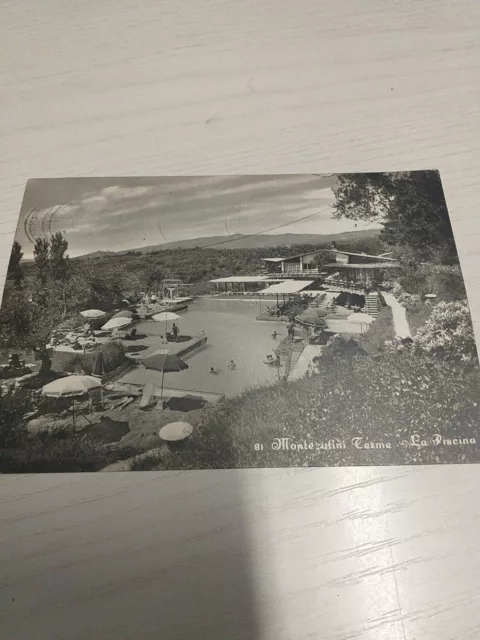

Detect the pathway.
xmin=288 ymin=345 xmax=324 ymax=380
xmin=383 ymin=293 xmax=412 ymax=339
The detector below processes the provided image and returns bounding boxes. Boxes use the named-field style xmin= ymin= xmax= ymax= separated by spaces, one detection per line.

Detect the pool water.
xmin=121 ymin=298 xmax=286 ymax=397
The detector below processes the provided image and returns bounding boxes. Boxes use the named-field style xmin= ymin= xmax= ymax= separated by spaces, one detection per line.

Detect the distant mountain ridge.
xmin=77 ymin=229 xmax=380 ymax=258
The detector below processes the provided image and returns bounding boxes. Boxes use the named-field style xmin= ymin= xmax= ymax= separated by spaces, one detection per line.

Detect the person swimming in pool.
xmin=227 ymin=360 xmax=236 ymax=370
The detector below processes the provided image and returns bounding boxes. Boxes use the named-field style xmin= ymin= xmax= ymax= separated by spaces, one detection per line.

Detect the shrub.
xmin=321 ymin=334 xmax=367 ymax=360
xmin=0 ymin=387 xmax=32 ymax=448
xmin=396 ymin=264 xmax=466 ymax=302
xmin=360 ymin=306 xmax=395 ymax=355
xmin=193 ymin=352 xmax=480 ymax=468
xmin=59 ymin=341 xmax=127 ymax=375
xmin=55 ymin=314 xmax=84 ymax=334
xmin=392 ymin=283 xmax=422 ymax=310
xmin=255 ymin=353 xmax=480 ymax=466
xmin=99 ymin=341 xmax=126 ymax=370
xmin=398 ymin=271 xmax=428 ymax=296
xmin=429 ymin=265 xmax=466 ymax=301
xmin=0 ymin=434 xmax=136 ymax=473
xmin=414 ymin=300 xmax=478 ymax=364
xmin=130 ymin=450 xmax=165 ymax=471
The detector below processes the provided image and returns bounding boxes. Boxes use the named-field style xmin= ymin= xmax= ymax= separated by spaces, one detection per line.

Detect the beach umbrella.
xmin=152 ymin=311 xmax=180 ymax=339
xmin=141 ymin=352 xmax=188 ymax=401
xmin=101 ymin=317 xmax=132 ymax=331
xmin=158 ymin=421 xmax=193 ymax=444
xmin=80 ymin=309 xmax=106 ymax=320
xmin=111 ymin=310 xmax=134 ymax=319
xmin=152 ymin=311 xmax=180 ymax=323
xmin=348 ymin=312 xmax=374 ymax=333
xmin=42 ymin=375 xmax=102 ymax=427
xmin=298 ymin=309 xmax=327 ymax=326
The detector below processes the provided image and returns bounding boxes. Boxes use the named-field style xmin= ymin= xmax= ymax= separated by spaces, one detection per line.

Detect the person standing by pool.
xmin=172 ymin=322 xmax=179 ymax=342
xmin=287 ymin=322 xmax=295 ymax=341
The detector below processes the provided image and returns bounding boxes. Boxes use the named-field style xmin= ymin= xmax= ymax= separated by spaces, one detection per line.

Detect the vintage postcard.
xmin=0 ymin=173 xmax=478 ymax=472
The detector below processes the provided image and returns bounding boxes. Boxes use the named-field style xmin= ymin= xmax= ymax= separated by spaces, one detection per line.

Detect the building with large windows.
xmin=261 ymin=243 xmax=399 ymax=286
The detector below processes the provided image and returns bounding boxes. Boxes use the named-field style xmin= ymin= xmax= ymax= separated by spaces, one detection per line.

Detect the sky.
xmin=16 ymin=175 xmax=381 ymax=258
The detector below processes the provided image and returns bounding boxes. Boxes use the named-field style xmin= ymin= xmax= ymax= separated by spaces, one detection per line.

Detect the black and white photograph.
xmin=0 ymin=172 xmax=478 ymax=472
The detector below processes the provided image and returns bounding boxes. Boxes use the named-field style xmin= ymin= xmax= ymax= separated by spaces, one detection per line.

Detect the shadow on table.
xmin=0 ymin=458 xmax=261 ymax=640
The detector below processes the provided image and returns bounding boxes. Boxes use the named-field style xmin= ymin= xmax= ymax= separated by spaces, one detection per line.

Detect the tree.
xmin=0 ymin=284 xmax=54 ymax=376
xmin=49 ymin=231 xmax=69 ymax=281
xmin=1 ymin=233 xmax=77 ymax=376
xmin=144 ymin=263 xmax=164 ymax=290
xmin=332 ymin=171 xmax=457 ymax=263
xmin=313 ymin=250 xmax=332 ymax=271
xmin=33 ymin=237 xmax=50 ymax=285
xmin=7 ymin=242 xmax=24 ymax=288
xmin=0 ymin=284 xmax=33 ymax=348
xmin=86 ymin=270 xmax=125 ymax=305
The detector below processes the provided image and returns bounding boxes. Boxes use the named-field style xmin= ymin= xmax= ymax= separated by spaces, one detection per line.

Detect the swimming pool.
xmin=119 ymin=298 xmax=286 ymax=397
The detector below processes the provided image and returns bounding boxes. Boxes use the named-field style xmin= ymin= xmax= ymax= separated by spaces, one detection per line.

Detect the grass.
xmin=360 ymin=305 xmax=395 ymax=355
xmin=406 ymin=304 xmax=434 ymax=336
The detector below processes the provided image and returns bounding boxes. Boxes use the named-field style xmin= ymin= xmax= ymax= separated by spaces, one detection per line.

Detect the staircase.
xmin=364 ymin=292 xmax=382 ymax=317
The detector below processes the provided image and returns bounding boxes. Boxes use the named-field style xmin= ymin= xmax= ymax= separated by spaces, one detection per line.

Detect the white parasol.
xmin=42 ymin=375 xmax=102 ymax=427
xmin=348 ymin=312 xmax=374 ymax=333
xmin=152 ymin=311 xmax=180 ymax=340
xmin=101 ymin=317 xmax=132 ymax=331
xmin=152 ymin=311 xmax=180 ymax=322
xmin=80 ymin=309 xmax=106 ymax=320
xmin=158 ymin=421 xmax=193 ymax=442
xmin=42 ymin=375 xmax=102 ymax=397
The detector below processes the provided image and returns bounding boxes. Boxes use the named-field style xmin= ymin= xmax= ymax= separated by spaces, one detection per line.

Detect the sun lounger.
xmin=139 ymin=382 xmax=155 ymax=409
xmin=111 ymin=396 xmax=135 ymax=411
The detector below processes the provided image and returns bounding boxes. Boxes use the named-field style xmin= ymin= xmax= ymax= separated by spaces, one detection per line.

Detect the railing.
xmin=283 ymin=267 xmax=320 ymax=275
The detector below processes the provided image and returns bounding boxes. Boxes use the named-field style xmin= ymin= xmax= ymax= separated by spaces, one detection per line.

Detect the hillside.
xmin=129 ymin=229 xmax=380 ymax=252
xmin=78 ymin=229 xmax=380 ymax=258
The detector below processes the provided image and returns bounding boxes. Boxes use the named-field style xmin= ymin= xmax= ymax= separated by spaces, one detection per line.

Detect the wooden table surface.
xmin=1 ymin=1 xmax=480 ymax=638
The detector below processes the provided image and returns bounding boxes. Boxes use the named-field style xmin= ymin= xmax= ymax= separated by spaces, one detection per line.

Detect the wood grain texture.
xmin=1 ymin=0 xmax=480 ymax=638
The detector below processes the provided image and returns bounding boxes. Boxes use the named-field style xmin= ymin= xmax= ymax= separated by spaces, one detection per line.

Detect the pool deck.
xmin=105 ymin=380 xmax=224 ymax=404
xmin=142 ymin=302 xmax=189 ymax=318
xmin=125 ymin=334 xmax=207 ymax=361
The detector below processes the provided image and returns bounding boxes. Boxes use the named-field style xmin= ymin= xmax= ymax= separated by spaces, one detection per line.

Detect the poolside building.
xmin=261 ymin=243 xmax=399 ymax=286
xmin=210 ymin=275 xmax=282 ymax=293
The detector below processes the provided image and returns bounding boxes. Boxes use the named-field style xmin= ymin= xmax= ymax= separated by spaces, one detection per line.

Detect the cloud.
xmin=16 ymin=175 xmax=377 ymax=257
